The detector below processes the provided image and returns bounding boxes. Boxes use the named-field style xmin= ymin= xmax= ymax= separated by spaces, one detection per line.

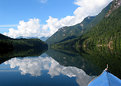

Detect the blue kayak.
xmin=88 ymin=70 xmax=121 ymax=86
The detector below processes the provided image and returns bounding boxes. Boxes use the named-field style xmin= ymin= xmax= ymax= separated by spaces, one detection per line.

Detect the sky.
xmin=0 ymin=0 xmax=112 ymax=38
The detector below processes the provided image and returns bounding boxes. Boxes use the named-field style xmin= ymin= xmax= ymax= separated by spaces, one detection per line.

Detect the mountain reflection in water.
xmin=4 ymin=54 xmax=94 ymax=86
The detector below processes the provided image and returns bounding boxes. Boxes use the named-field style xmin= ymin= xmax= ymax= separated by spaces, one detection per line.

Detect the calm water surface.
xmin=1 ymin=48 xmax=121 ymax=86
xmin=0 ymin=51 xmax=95 ymax=86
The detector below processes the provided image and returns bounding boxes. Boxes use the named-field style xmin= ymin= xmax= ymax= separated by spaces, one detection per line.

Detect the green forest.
xmin=48 ymin=1 xmax=121 ymax=78
xmin=0 ymin=33 xmax=48 ymax=53
xmin=50 ymin=1 xmax=121 ymax=53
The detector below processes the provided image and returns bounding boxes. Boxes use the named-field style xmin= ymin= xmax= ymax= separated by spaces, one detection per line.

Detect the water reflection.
xmin=46 ymin=49 xmax=100 ymax=75
xmin=0 ymin=48 xmax=46 ymax=64
xmin=4 ymin=54 xmax=94 ymax=86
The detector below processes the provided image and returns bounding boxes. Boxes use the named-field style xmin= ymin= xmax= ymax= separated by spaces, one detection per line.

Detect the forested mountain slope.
xmin=51 ymin=0 xmax=121 ymax=50
xmin=80 ymin=2 xmax=121 ymax=49
xmin=46 ymin=16 xmax=95 ymax=45
xmin=46 ymin=2 xmax=112 ymax=45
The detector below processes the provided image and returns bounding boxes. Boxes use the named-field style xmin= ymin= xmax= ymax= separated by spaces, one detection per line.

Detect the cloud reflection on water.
xmin=4 ymin=56 xmax=94 ymax=86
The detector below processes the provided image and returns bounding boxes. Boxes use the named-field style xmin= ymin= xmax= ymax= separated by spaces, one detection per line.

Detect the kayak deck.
xmin=88 ymin=70 xmax=121 ymax=86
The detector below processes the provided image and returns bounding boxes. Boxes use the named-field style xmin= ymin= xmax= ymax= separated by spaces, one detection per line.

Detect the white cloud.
xmin=4 ymin=19 xmax=44 ymax=38
xmin=4 ymin=0 xmax=113 ymax=38
xmin=74 ymin=0 xmax=113 ymax=16
xmin=4 ymin=56 xmax=94 ymax=86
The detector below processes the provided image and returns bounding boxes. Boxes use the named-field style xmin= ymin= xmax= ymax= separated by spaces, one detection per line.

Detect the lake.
xmin=0 ymin=48 xmax=121 ymax=86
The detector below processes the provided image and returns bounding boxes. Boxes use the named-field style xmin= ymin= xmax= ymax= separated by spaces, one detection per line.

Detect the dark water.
xmin=0 ymin=48 xmax=121 ymax=86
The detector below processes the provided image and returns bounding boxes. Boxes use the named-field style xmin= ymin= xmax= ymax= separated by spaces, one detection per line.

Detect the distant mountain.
xmin=17 ymin=36 xmax=48 ymax=41
xmin=40 ymin=37 xmax=49 ymax=41
xmin=46 ymin=16 xmax=95 ymax=45
xmin=16 ymin=36 xmax=24 ymax=39
xmin=16 ymin=36 xmax=37 ymax=39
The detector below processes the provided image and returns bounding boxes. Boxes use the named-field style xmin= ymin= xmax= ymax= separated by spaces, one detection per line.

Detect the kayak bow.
xmin=88 ymin=70 xmax=121 ymax=86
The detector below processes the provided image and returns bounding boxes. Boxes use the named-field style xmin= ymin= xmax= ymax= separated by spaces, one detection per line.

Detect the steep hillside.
xmin=46 ymin=16 xmax=95 ymax=45
xmin=51 ymin=0 xmax=121 ymax=50
xmin=50 ymin=1 xmax=113 ymax=49
xmin=47 ymin=2 xmax=112 ymax=45
xmin=0 ymin=33 xmax=12 ymax=40
xmin=84 ymin=2 xmax=112 ymax=32
xmin=81 ymin=3 xmax=121 ymax=49
xmin=106 ymin=0 xmax=121 ymax=17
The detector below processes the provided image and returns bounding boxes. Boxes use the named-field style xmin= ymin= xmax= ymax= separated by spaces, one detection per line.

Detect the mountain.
xmin=0 ymin=33 xmax=48 ymax=53
xmin=0 ymin=33 xmax=12 ymax=40
xmin=46 ymin=16 xmax=95 ymax=45
xmin=46 ymin=2 xmax=112 ymax=45
xmin=84 ymin=2 xmax=112 ymax=32
xmin=79 ymin=0 xmax=121 ymax=49
xmin=16 ymin=36 xmax=38 ymax=39
xmin=40 ymin=37 xmax=49 ymax=41
xmin=49 ymin=0 xmax=121 ymax=78
xmin=17 ymin=36 xmax=49 ymax=41
xmin=106 ymin=0 xmax=121 ymax=17
xmin=16 ymin=36 xmax=25 ymax=39
xmin=52 ymin=0 xmax=121 ymax=51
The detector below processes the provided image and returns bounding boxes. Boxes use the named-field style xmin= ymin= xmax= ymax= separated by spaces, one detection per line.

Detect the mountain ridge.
xmin=46 ymin=1 xmax=112 ymax=45
xmin=46 ymin=16 xmax=95 ymax=45
xmin=51 ymin=0 xmax=121 ymax=51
